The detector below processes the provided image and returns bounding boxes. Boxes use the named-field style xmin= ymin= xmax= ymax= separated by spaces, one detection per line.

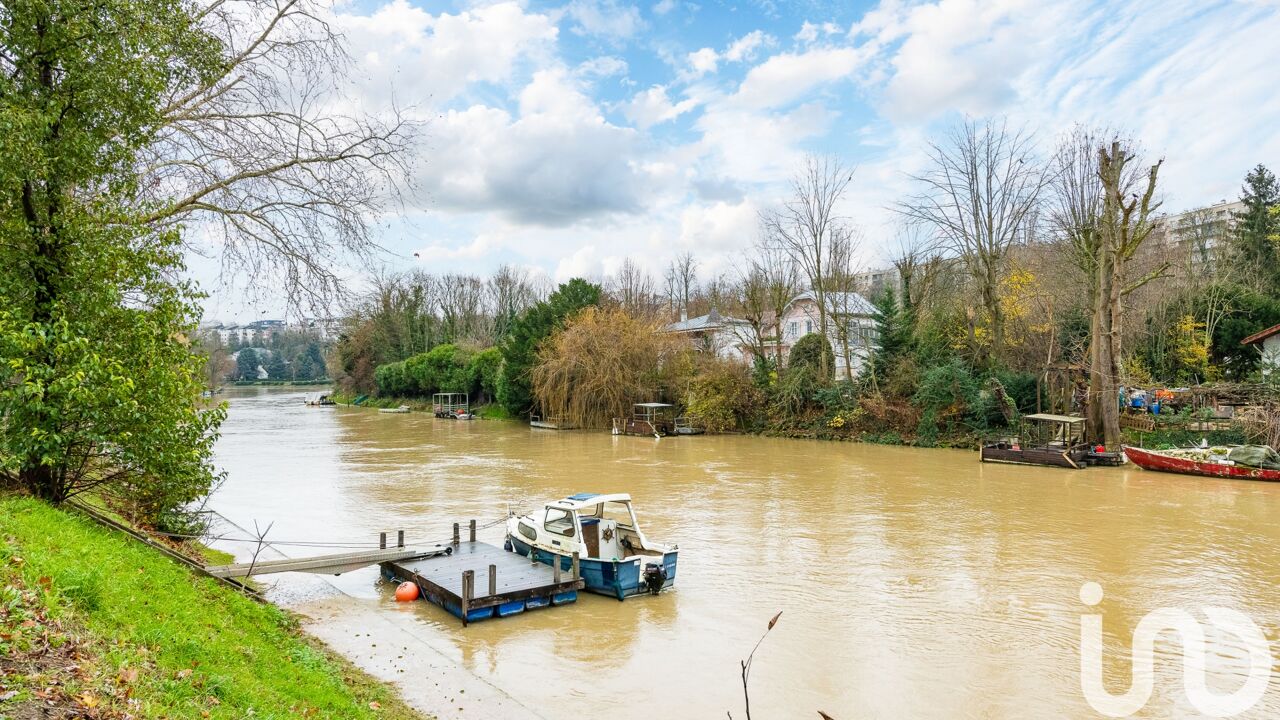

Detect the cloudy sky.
xmin=199 ymin=0 xmax=1280 ymax=321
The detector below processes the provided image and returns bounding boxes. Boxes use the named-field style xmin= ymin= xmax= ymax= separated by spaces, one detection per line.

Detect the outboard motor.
xmin=642 ymin=562 xmax=667 ymax=594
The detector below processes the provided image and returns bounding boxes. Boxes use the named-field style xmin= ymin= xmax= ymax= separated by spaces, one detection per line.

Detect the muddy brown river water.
xmin=210 ymin=387 xmax=1280 ymax=719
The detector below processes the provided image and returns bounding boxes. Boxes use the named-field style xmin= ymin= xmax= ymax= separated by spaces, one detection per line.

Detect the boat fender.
xmin=504 ymin=538 xmax=513 ymax=552
xmin=642 ymin=562 xmax=667 ymax=594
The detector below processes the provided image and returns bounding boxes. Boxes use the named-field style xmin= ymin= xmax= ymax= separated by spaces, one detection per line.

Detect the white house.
xmin=664 ymin=308 xmax=755 ymax=362
xmin=1243 ymin=323 xmax=1280 ymax=379
xmin=775 ymin=290 xmax=878 ymax=376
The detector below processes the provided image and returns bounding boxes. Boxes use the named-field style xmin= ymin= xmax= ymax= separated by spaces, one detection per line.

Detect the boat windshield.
xmin=544 ymin=507 xmax=576 ymax=537
xmin=580 ymin=501 xmax=635 ymax=529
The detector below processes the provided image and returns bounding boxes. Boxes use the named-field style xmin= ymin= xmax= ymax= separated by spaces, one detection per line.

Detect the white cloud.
xmin=576 ymin=55 xmax=629 ymax=78
xmin=566 ymin=0 xmax=645 ymax=39
xmin=652 ymin=0 xmax=678 ymax=15
xmin=333 ymin=1 xmax=557 ymax=108
xmin=683 ymin=30 xmax=776 ymax=79
xmin=731 ymin=46 xmax=864 ymax=110
xmin=413 ymin=69 xmax=668 ymax=226
xmin=621 ymin=85 xmax=700 ymax=128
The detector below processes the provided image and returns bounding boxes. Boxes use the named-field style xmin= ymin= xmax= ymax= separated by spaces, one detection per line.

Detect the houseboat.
xmin=612 ymin=403 xmax=675 ymax=437
xmin=433 ymin=393 xmax=474 ymax=420
xmin=981 ymin=413 xmax=1091 ymax=469
xmin=506 ymin=493 xmax=677 ymax=600
xmin=1124 ymin=445 xmax=1280 ymax=482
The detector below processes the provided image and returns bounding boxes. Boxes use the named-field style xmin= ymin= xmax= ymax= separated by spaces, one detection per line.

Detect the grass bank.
xmin=0 ymin=495 xmax=427 ymax=720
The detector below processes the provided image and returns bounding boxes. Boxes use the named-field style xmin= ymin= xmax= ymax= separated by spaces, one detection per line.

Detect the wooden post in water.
xmin=379 ymin=532 xmax=386 ymax=550
xmin=572 ymin=552 xmax=580 ymax=581
xmin=488 ymin=564 xmax=497 ymax=597
xmin=397 ymin=530 xmax=405 ymax=548
xmin=461 ymin=570 xmax=474 ymax=627
xmin=469 ymin=519 xmax=476 ymax=543
xmin=452 ymin=523 xmax=460 ymax=546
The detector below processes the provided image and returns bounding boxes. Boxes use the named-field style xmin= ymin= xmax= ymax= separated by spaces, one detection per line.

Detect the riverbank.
xmin=0 ymin=495 xmax=428 ymax=720
xmin=329 ymin=391 xmax=514 ymax=420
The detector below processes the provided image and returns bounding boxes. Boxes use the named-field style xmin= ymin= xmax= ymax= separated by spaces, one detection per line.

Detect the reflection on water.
xmin=212 ymin=387 xmax=1280 ymax=719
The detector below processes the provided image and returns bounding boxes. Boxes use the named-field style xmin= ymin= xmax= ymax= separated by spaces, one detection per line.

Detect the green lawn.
xmin=0 ymin=495 xmax=427 ymax=719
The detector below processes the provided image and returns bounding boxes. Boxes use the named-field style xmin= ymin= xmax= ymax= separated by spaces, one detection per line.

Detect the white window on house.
xmin=805 ymin=320 xmax=813 ymax=334
xmin=788 ymin=321 xmax=798 ymax=338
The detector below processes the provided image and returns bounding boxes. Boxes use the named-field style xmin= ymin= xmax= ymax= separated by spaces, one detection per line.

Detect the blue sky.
xmin=198 ymin=0 xmax=1280 ymax=321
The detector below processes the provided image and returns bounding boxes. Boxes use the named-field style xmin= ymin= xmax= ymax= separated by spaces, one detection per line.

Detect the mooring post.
xmin=469 ymin=519 xmax=476 ymax=543
xmin=572 ymin=552 xmax=580 ymax=581
xmin=452 ymin=522 xmax=460 ymax=546
xmin=397 ymin=530 xmax=405 ymax=548
xmin=461 ymin=570 xmax=474 ymax=627
xmin=379 ymin=532 xmax=386 ymax=550
xmin=488 ymin=564 xmax=497 ymax=597
xmin=554 ymin=557 xmax=561 ymax=584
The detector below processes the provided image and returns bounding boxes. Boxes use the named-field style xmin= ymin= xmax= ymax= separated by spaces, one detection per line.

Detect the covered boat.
xmin=506 ymin=493 xmax=677 ymax=600
xmin=980 ymin=414 xmax=1091 ymax=469
xmin=1124 ymin=445 xmax=1280 ymax=482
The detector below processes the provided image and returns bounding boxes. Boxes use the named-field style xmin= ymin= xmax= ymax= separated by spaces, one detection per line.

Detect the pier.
xmin=381 ymin=520 xmax=585 ymax=626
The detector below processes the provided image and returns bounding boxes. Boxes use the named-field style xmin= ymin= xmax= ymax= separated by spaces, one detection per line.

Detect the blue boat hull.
xmin=508 ymin=536 xmax=676 ymax=600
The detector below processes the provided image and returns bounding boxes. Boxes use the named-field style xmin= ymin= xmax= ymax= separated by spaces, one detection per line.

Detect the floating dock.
xmin=381 ymin=521 xmax=585 ymax=626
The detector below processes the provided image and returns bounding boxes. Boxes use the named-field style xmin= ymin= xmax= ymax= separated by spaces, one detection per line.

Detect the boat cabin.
xmin=513 ymin=493 xmax=661 ymax=562
xmin=612 ymin=403 xmax=675 ymax=437
xmin=433 ymin=393 xmax=472 ymax=419
xmin=981 ymin=413 xmax=1091 ymax=469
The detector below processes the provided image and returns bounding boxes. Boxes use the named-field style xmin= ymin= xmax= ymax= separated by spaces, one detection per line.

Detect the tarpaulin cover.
xmin=1227 ymin=445 xmax=1280 ymax=471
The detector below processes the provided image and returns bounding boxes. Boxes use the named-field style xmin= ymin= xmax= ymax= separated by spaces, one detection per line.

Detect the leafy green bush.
xmin=789 ymin=333 xmax=834 ymax=381
xmin=684 ymin=362 xmax=762 ymax=432
xmin=373 ymin=360 xmax=409 ymax=396
xmin=468 ymin=347 xmax=502 ymax=402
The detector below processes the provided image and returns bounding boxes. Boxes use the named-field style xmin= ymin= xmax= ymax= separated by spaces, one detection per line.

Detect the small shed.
xmin=1241 ymin=323 xmax=1280 ymax=379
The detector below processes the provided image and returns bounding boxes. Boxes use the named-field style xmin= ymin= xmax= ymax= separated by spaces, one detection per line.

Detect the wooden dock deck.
xmin=382 ymin=524 xmax=584 ymax=626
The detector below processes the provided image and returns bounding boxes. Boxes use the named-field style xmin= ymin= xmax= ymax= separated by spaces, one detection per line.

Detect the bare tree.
xmin=1090 ymin=139 xmax=1163 ymax=446
xmin=436 ymin=274 xmax=487 ymax=344
xmin=609 ymin=258 xmax=663 ymax=318
xmin=665 ymin=251 xmax=698 ymax=319
xmin=761 ymin=155 xmax=855 ymax=379
xmin=822 ymin=226 xmax=866 ymax=382
xmin=142 ymin=0 xmax=415 ymax=311
xmin=486 ymin=265 xmax=543 ymax=342
xmin=896 ymin=118 xmax=1047 ymax=362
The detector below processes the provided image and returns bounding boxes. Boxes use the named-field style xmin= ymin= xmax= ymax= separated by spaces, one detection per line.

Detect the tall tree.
xmin=665 ymin=252 xmax=698 ymax=318
xmin=1090 ymin=140 xmax=1163 ymax=447
xmin=762 ymin=155 xmax=855 ymax=379
xmin=0 ymin=0 xmax=225 ymax=508
xmin=1228 ymin=164 xmax=1280 ymax=294
xmin=897 ymin=118 xmax=1047 ymax=364
xmin=497 ymin=279 xmax=601 ymax=417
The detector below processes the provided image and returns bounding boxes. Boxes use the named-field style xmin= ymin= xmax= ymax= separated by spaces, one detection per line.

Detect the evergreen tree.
xmin=265 ymin=350 xmax=287 ymax=379
xmin=237 ymin=349 xmax=260 ymax=380
xmin=497 ymin=279 xmax=601 ymax=416
xmin=869 ymin=287 xmax=914 ymax=383
xmin=1229 ymin=164 xmax=1280 ymax=294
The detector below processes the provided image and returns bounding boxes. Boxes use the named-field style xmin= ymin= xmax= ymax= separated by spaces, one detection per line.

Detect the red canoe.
xmin=1123 ymin=446 xmax=1280 ymax=482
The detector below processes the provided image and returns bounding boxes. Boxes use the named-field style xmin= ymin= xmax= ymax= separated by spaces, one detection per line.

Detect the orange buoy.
xmin=394 ymin=581 xmax=419 ymax=602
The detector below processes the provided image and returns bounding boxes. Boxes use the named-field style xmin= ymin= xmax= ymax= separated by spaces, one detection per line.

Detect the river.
xmin=209 ymin=387 xmax=1280 ymax=719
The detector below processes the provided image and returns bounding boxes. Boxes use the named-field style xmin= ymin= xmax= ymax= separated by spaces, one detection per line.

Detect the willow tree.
xmin=531 ymin=307 xmax=678 ymax=429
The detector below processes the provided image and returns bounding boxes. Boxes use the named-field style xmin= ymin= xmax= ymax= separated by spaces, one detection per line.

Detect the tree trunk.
xmin=1086 ymin=243 xmax=1124 ymax=448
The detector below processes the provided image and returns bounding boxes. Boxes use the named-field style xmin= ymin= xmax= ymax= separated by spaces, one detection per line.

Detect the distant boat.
xmin=378 ymin=405 xmax=410 ymax=414
xmin=433 ymin=393 xmax=474 ymax=420
xmin=304 ymin=392 xmax=335 ymax=407
xmin=980 ymin=414 xmax=1090 ymax=469
xmin=530 ymin=415 xmax=577 ymax=430
xmin=1124 ymin=445 xmax=1280 ymax=482
xmin=506 ymin=493 xmax=677 ymax=600
xmin=612 ymin=403 xmax=675 ymax=437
